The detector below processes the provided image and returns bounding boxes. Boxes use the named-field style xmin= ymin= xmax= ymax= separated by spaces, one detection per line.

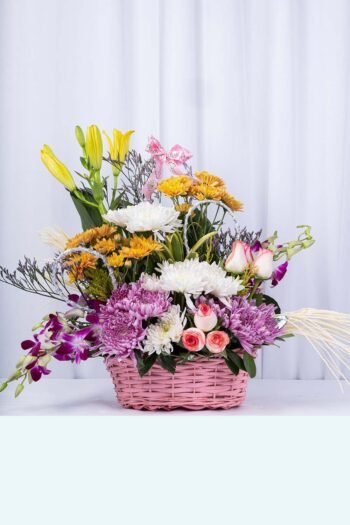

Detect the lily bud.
xmin=85 ymin=124 xmax=103 ymax=170
xmin=254 ymin=249 xmax=274 ymax=279
xmin=75 ymin=125 xmax=85 ymax=148
xmin=225 ymin=240 xmax=252 ymax=273
xmin=41 ymin=145 xmax=76 ymax=192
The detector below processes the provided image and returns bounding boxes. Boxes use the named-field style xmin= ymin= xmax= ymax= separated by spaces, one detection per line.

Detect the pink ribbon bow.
xmin=142 ymin=136 xmax=192 ymax=200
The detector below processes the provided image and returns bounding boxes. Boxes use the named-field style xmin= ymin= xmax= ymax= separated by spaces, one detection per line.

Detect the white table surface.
xmin=1 ymin=379 xmax=350 ymax=415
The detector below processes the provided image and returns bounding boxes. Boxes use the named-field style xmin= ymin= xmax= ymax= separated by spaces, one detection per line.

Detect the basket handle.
xmin=183 ymin=199 xmax=240 ymax=254
xmin=51 ymin=246 xmax=118 ymax=303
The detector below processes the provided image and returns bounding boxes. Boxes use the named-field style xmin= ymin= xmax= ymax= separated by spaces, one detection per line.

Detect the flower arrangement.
xmin=1 ymin=126 xmax=349 ymax=409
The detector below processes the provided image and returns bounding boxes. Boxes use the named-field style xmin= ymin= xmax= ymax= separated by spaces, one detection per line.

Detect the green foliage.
xmin=224 ymin=357 xmax=239 ymax=375
xmin=70 ymin=189 xmax=103 ymax=231
xmin=135 ymin=350 xmax=157 ymax=377
xmin=158 ymin=355 xmax=176 ymax=374
xmin=243 ymin=352 xmax=256 ymax=378
xmin=84 ymin=268 xmax=113 ymax=300
xmin=226 ymin=348 xmax=245 ymax=370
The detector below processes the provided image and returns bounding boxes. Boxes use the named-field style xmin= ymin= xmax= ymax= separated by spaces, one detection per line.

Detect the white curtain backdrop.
xmin=0 ymin=0 xmax=349 ymax=379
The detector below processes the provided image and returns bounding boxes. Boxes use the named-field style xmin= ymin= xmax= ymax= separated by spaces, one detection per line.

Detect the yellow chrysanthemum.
xmin=189 ymin=183 xmax=224 ymax=201
xmin=194 ymin=171 xmax=226 ymax=188
xmin=120 ymin=235 xmax=163 ymax=259
xmin=93 ymin=238 xmax=116 ymax=254
xmin=157 ymin=175 xmax=193 ymax=197
xmin=65 ymin=253 xmax=97 ymax=282
xmin=66 ymin=225 xmax=117 ymax=249
xmin=175 ymin=202 xmax=192 ymax=213
xmin=221 ymin=191 xmax=244 ymax=212
xmin=107 ymin=253 xmax=126 ymax=268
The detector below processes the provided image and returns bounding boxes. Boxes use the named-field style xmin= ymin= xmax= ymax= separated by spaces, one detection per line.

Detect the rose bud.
xmin=225 ymin=240 xmax=252 ymax=273
xmin=181 ymin=328 xmax=206 ymax=352
xmin=206 ymin=331 xmax=230 ymax=354
xmin=194 ymin=303 xmax=218 ymax=332
xmin=254 ymin=248 xmax=274 ymax=279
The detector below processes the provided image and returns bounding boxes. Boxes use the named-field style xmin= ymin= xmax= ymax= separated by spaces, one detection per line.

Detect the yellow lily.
xmin=103 ymin=128 xmax=134 ymax=175
xmin=40 ymin=145 xmax=76 ymax=192
xmin=85 ymin=125 xmax=103 ymax=170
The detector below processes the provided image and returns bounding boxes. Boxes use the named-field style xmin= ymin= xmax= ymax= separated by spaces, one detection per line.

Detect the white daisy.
xmin=142 ymin=305 xmax=185 ymax=355
xmin=103 ymin=202 xmax=182 ymax=234
xmin=142 ymin=259 xmax=244 ymax=299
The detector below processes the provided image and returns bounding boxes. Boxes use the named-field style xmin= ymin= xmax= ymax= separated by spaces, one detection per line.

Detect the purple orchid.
xmin=55 ymin=327 xmax=96 ymax=363
xmin=271 ymin=261 xmax=288 ymax=287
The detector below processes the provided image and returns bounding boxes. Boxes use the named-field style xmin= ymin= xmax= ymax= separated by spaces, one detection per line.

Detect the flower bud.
xmin=254 ymin=249 xmax=274 ymax=279
xmin=75 ymin=125 xmax=85 ymax=148
xmin=225 ymin=240 xmax=252 ymax=273
xmin=194 ymin=304 xmax=217 ymax=332
xmin=85 ymin=124 xmax=103 ymax=170
xmin=41 ymin=145 xmax=76 ymax=192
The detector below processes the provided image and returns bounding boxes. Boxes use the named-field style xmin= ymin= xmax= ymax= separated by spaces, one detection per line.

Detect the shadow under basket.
xmin=106 ymin=356 xmax=249 ymax=411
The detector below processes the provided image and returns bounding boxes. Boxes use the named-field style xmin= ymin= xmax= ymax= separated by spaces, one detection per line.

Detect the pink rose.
xmin=206 ymin=331 xmax=230 ymax=354
xmin=225 ymin=240 xmax=252 ymax=273
xmin=182 ymin=328 xmax=206 ymax=352
xmin=194 ymin=303 xmax=218 ymax=332
xmin=253 ymin=248 xmax=274 ymax=279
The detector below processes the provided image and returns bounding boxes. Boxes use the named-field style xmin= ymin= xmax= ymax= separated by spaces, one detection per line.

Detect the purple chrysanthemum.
xmin=100 ymin=308 xmax=145 ymax=360
xmin=222 ymin=297 xmax=282 ymax=355
xmin=99 ymin=283 xmax=171 ymax=359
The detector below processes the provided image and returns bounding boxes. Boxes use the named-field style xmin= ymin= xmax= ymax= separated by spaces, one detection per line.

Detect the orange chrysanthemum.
xmin=194 ymin=171 xmax=226 ymax=188
xmin=189 ymin=183 xmax=223 ymax=201
xmin=119 ymin=235 xmax=163 ymax=259
xmin=220 ymin=191 xmax=244 ymax=212
xmin=107 ymin=253 xmax=126 ymax=268
xmin=175 ymin=202 xmax=192 ymax=213
xmin=65 ymin=252 xmax=97 ymax=282
xmin=157 ymin=175 xmax=193 ymax=197
xmin=66 ymin=224 xmax=117 ymax=249
xmin=93 ymin=238 xmax=116 ymax=254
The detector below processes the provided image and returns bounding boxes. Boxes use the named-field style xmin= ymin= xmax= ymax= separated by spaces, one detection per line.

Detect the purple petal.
xmin=250 ymin=241 xmax=262 ymax=253
xmin=68 ymin=294 xmax=80 ymax=303
xmin=30 ymin=367 xmax=42 ymax=382
xmin=21 ymin=340 xmax=35 ymax=350
xmin=271 ymin=261 xmax=288 ymax=287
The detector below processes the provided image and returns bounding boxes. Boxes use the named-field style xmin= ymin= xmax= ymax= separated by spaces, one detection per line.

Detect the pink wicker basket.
xmin=106 ymin=356 xmax=249 ymax=411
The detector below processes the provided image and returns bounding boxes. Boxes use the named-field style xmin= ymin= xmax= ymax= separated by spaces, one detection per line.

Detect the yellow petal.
xmin=85 ymin=125 xmax=103 ymax=170
xmin=40 ymin=145 xmax=76 ymax=192
xmin=119 ymin=130 xmax=134 ymax=162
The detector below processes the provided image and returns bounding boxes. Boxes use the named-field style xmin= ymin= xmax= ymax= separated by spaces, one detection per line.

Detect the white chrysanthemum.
xmin=143 ymin=305 xmax=185 ymax=355
xmin=103 ymin=202 xmax=182 ymax=234
xmin=39 ymin=226 xmax=69 ymax=252
xmin=142 ymin=259 xmax=244 ymax=299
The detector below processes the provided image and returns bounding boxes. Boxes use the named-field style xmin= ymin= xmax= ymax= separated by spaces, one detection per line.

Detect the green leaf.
xmin=158 ymin=355 xmax=176 ymax=374
xmin=261 ymin=294 xmax=281 ymax=314
xmin=224 ymin=358 xmax=239 ymax=375
xmin=187 ymin=231 xmax=218 ymax=257
xmin=15 ymin=384 xmax=24 ymax=398
xmin=70 ymin=190 xmax=103 ymax=231
xmin=135 ymin=351 xmax=157 ymax=377
xmin=0 ymin=382 xmax=8 ymax=393
xmin=243 ymin=352 xmax=256 ymax=378
xmin=226 ymin=348 xmax=244 ymax=370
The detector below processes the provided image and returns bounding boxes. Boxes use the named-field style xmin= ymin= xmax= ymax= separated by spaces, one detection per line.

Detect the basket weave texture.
xmin=106 ymin=356 xmax=249 ymax=411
